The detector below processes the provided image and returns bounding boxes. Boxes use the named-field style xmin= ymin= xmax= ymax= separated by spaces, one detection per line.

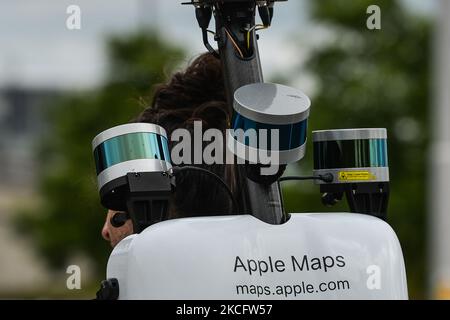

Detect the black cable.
xmin=195 ymin=6 xmax=220 ymax=59
xmin=172 ymin=166 xmax=239 ymax=213
xmin=279 ymin=176 xmax=317 ymax=182
xmin=202 ymin=28 xmax=220 ymax=59
xmin=279 ymin=173 xmax=334 ymax=183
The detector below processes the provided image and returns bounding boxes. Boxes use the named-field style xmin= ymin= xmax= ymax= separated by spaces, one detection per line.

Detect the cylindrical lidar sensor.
xmin=92 ymin=123 xmax=172 ymax=211
xmin=313 ymin=128 xmax=389 ymax=184
xmin=229 ymin=83 xmax=310 ymax=165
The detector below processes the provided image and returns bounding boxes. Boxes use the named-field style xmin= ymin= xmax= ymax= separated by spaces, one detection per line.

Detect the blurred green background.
xmin=0 ymin=0 xmax=443 ymax=299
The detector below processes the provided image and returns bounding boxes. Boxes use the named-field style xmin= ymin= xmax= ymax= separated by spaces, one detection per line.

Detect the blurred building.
xmin=0 ymin=87 xmax=59 ymax=188
xmin=0 ymin=87 xmax=60 ymax=296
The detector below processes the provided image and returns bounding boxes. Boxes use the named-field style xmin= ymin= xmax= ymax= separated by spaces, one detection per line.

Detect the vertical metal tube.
xmin=429 ymin=0 xmax=450 ymax=299
xmin=215 ymin=3 xmax=285 ymax=224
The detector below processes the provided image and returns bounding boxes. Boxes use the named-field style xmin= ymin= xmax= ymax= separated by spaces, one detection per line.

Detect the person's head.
xmin=102 ymin=52 xmax=236 ymax=247
xmin=101 ymin=210 xmax=133 ymax=248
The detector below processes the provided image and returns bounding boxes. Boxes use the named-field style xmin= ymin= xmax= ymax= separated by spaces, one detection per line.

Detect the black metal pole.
xmin=214 ymin=1 xmax=285 ymax=224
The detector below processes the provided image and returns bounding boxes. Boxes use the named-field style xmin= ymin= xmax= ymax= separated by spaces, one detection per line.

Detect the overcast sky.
xmin=0 ymin=0 xmax=438 ymax=90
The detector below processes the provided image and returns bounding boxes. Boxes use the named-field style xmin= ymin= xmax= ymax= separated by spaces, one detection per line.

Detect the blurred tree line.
xmin=282 ymin=0 xmax=430 ymax=299
xmin=16 ymin=0 xmax=429 ymax=299
xmin=15 ymin=32 xmax=184 ymax=280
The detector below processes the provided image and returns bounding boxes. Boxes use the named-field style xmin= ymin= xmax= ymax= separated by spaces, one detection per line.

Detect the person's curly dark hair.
xmin=139 ymin=53 xmax=230 ymax=137
xmin=137 ymin=53 xmax=236 ymax=219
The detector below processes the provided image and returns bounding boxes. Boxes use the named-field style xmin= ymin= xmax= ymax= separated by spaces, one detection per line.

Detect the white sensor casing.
xmin=106 ymin=213 xmax=408 ymax=300
xmin=233 ymin=83 xmax=310 ymax=125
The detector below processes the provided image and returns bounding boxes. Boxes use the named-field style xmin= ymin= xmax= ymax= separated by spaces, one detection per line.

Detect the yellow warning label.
xmin=338 ymin=171 xmax=376 ymax=181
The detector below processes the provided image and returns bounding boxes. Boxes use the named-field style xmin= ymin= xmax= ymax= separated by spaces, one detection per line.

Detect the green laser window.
xmin=313 ymin=139 xmax=388 ymax=170
xmin=94 ymin=132 xmax=171 ymax=175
